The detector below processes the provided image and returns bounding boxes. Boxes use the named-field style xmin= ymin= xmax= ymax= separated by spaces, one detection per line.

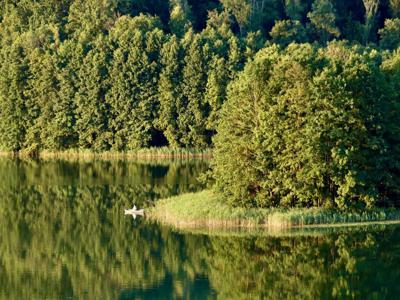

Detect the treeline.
xmin=0 ymin=0 xmax=251 ymax=153
xmin=1 ymin=0 xmax=400 ymax=153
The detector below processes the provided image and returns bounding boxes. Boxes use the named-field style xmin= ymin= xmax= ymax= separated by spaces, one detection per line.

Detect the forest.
xmin=1 ymin=0 xmax=400 ymax=209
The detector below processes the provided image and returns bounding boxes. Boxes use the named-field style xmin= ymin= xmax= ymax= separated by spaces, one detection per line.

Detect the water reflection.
xmin=0 ymin=158 xmax=399 ymax=299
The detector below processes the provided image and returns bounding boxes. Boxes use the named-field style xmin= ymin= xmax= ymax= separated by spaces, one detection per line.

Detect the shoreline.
xmin=155 ymin=221 xmax=400 ymax=238
xmin=148 ymin=190 xmax=400 ymax=230
xmin=0 ymin=148 xmax=212 ymax=160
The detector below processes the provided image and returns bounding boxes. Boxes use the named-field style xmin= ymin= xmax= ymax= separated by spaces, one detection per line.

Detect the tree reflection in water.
xmin=0 ymin=158 xmax=399 ymax=299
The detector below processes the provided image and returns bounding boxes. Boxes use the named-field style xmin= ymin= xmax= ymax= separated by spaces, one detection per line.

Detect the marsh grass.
xmin=1 ymin=147 xmax=212 ymax=160
xmin=0 ymin=151 xmax=12 ymax=157
xmin=149 ymin=190 xmax=400 ymax=229
xmin=162 ymin=222 xmax=400 ymax=238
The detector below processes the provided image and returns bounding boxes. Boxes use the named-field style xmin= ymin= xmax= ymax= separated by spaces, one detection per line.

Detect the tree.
xmin=74 ymin=36 xmax=111 ymax=151
xmin=379 ymin=18 xmax=400 ymax=50
xmin=270 ymin=20 xmax=308 ymax=46
xmin=157 ymin=35 xmax=184 ymax=147
xmin=389 ymin=0 xmax=400 ymax=18
xmin=169 ymin=0 xmax=192 ymax=38
xmin=119 ymin=0 xmax=170 ymax=25
xmin=106 ymin=15 xmax=165 ymax=150
xmin=221 ymin=0 xmax=282 ymax=35
xmin=284 ymin=0 xmax=310 ymax=21
xmin=332 ymin=0 xmax=365 ymax=43
xmin=243 ymin=30 xmax=265 ymax=59
xmin=362 ymin=0 xmax=380 ymax=44
xmin=202 ymin=10 xmax=244 ymax=133
xmin=212 ymin=43 xmax=400 ymax=209
xmin=53 ymin=39 xmax=82 ymax=150
xmin=178 ymin=34 xmax=211 ymax=148
xmin=205 ymin=56 xmax=229 ymax=132
xmin=187 ymin=0 xmax=222 ymax=31
xmin=220 ymin=0 xmax=251 ymax=35
xmin=0 ymin=39 xmax=29 ymax=151
xmin=66 ymin=0 xmax=117 ymax=43
xmin=308 ymin=0 xmax=340 ymax=43
xmin=0 ymin=0 xmax=71 ymax=35
xmin=24 ymin=49 xmax=59 ymax=152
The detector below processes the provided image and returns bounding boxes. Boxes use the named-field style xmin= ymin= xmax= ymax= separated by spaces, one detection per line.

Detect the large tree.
xmin=212 ymin=43 xmax=400 ymax=209
xmin=178 ymin=33 xmax=211 ymax=148
xmin=157 ymin=35 xmax=184 ymax=147
xmin=74 ymin=36 xmax=111 ymax=151
xmin=106 ymin=15 xmax=165 ymax=150
xmin=0 ymin=38 xmax=29 ymax=151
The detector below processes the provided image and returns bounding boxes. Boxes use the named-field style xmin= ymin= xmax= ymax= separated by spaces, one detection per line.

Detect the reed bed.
xmin=2 ymin=147 xmax=212 ymax=160
xmin=0 ymin=151 xmax=12 ymax=157
xmin=148 ymin=190 xmax=400 ymax=230
xmin=165 ymin=222 xmax=400 ymax=238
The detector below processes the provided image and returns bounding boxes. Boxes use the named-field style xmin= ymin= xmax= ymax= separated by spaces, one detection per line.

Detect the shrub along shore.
xmin=148 ymin=190 xmax=400 ymax=229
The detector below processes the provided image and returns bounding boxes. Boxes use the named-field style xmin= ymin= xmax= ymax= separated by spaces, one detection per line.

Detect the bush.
xmin=211 ymin=42 xmax=400 ymax=209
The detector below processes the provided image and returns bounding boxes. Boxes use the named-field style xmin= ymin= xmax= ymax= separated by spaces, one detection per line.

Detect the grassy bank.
xmin=148 ymin=190 xmax=400 ymax=229
xmin=0 ymin=147 xmax=212 ymax=160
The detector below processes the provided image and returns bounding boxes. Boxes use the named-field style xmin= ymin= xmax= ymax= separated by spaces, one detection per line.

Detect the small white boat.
xmin=124 ymin=205 xmax=144 ymax=219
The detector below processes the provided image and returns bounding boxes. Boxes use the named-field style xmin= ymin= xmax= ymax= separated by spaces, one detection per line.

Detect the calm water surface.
xmin=0 ymin=158 xmax=399 ymax=300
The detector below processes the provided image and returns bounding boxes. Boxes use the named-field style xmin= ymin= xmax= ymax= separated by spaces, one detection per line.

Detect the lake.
xmin=0 ymin=158 xmax=399 ymax=299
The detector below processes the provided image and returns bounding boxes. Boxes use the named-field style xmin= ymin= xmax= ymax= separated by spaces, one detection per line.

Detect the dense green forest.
xmin=1 ymin=0 xmax=400 ymax=153
xmin=1 ymin=0 xmax=400 ymax=209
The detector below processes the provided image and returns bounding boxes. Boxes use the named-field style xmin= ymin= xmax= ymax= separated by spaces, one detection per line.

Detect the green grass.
xmin=148 ymin=190 xmax=400 ymax=229
xmin=0 ymin=147 xmax=212 ymax=160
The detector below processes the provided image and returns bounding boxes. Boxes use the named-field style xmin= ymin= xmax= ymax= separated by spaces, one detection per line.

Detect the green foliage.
xmin=106 ymin=15 xmax=165 ymax=150
xmin=284 ymin=0 xmax=310 ymax=21
xmin=178 ymin=34 xmax=211 ymax=147
xmin=66 ymin=0 xmax=116 ymax=42
xmin=212 ymin=42 xmax=400 ymax=209
xmin=74 ymin=36 xmax=111 ymax=151
xmin=0 ymin=36 xmax=30 ymax=151
xmin=379 ymin=18 xmax=400 ymax=50
xmin=221 ymin=0 xmax=282 ymax=35
xmin=169 ymin=0 xmax=192 ymax=38
xmin=157 ymin=36 xmax=184 ymax=147
xmin=25 ymin=49 xmax=60 ymax=152
xmin=270 ymin=20 xmax=308 ymax=46
xmin=362 ymin=0 xmax=380 ymax=44
xmin=220 ymin=0 xmax=252 ymax=35
xmin=390 ymin=0 xmax=400 ymax=17
xmin=308 ymin=0 xmax=340 ymax=43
